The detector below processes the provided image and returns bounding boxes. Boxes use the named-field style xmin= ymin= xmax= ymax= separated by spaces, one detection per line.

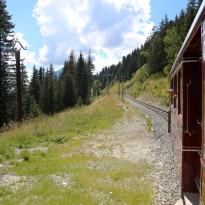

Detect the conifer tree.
xmin=186 ymin=0 xmax=198 ymax=31
xmin=47 ymin=64 xmax=56 ymax=114
xmin=40 ymin=64 xmax=57 ymax=114
xmin=63 ymin=71 xmax=76 ymax=107
xmin=75 ymin=52 xmax=85 ymax=103
xmin=86 ymin=51 xmax=95 ymax=100
xmin=39 ymin=66 xmax=45 ymax=84
xmin=29 ymin=65 xmax=40 ymax=104
xmin=0 ymin=0 xmax=14 ymax=127
xmin=82 ymin=65 xmax=89 ymax=104
xmin=61 ymin=51 xmax=76 ymax=108
xmin=67 ymin=50 xmax=75 ymax=75
xmin=23 ymin=94 xmax=42 ymax=119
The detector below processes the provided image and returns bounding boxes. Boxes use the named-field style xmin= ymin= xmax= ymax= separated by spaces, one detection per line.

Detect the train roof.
xmin=170 ymin=1 xmax=205 ymax=75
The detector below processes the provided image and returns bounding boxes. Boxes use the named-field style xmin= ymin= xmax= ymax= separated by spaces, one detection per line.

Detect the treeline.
xmin=28 ymin=50 xmax=94 ymax=117
xmin=0 ymin=0 xmax=94 ymax=128
xmin=0 ymin=0 xmax=202 ymax=127
xmin=97 ymin=0 xmax=202 ymax=89
xmin=0 ymin=0 xmax=15 ymax=127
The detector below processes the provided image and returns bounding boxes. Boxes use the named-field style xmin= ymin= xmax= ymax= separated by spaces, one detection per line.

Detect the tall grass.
xmin=0 ymin=95 xmax=123 ymax=162
xmin=0 ymin=94 xmax=154 ymax=204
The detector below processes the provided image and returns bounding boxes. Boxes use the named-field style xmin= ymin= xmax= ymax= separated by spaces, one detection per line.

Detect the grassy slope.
xmin=0 ymin=95 xmax=123 ymax=162
xmin=0 ymin=95 xmax=153 ymax=205
xmin=122 ymin=64 xmax=170 ymax=105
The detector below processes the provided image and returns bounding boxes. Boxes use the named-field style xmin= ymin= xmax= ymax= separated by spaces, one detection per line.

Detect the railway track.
xmin=124 ymin=95 xmax=170 ymax=122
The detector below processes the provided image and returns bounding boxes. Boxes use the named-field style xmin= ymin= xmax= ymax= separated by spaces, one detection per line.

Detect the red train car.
xmin=170 ymin=1 xmax=205 ymax=204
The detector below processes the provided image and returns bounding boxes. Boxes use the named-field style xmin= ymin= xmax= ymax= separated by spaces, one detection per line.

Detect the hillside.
xmin=124 ymin=64 xmax=170 ymax=106
xmin=97 ymin=1 xmax=201 ymax=104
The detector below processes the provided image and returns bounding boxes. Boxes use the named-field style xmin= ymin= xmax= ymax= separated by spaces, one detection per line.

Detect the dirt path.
xmin=85 ymin=105 xmax=156 ymax=165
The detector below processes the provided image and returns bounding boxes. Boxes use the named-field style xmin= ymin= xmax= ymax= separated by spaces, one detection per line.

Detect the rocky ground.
xmin=125 ymin=97 xmax=181 ymax=205
xmin=83 ymin=97 xmax=181 ymax=204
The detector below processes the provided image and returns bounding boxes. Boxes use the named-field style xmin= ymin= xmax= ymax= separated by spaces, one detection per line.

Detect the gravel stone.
xmin=125 ymin=97 xmax=181 ymax=205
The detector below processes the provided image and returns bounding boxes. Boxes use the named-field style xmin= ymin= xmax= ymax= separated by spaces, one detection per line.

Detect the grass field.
xmin=0 ymin=95 xmax=154 ymax=204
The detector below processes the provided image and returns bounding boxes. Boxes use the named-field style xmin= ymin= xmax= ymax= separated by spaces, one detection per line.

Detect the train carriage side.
xmin=170 ymin=2 xmax=205 ymax=203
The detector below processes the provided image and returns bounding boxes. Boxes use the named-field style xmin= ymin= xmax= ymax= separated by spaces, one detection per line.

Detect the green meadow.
xmin=0 ymin=95 xmax=153 ymax=204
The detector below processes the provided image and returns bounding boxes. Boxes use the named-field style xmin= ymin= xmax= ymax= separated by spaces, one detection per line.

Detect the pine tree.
xmin=23 ymin=93 xmax=42 ymax=119
xmin=40 ymin=68 xmax=50 ymax=114
xmin=86 ymin=51 xmax=95 ymax=103
xmin=63 ymin=51 xmax=76 ymax=107
xmin=29 ymin=65 xmax=40 ymax=104
xmin=75 ymin=52 xmax=85 ymax=103
xmin=21 ymin=63 xmax=31 ymax=119
xmin=186 ymin=0 xmax=198 ymax=31
xmin=63 ymin=71 xmax=76 ymax=107
xmin=82 ymin=65 xmax=89 ymax=104
xmin=47 ymin=64 xmax=56 ymax=114
xmin=67 ymin=50 xmax=75 ymax=75
xmin=0 ymin=0 xmax=14 ymax=127
xmin=39 ymin=66 xmax=45 ymax=84
xmin=40 ymin=64 xmax=57 ymax=115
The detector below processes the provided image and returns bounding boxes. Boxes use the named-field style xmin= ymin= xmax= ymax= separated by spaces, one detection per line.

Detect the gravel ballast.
xmin=125 ymin=97 xmax=181 ymax=205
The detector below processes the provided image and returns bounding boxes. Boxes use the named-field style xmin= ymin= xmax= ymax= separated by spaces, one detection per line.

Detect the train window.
xmin=178 ymin=70 xmax=181 ymax=114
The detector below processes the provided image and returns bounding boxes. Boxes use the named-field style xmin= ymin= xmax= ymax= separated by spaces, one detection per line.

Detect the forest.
xmin=97 ymin=0 xmax=202 ymax=90
xmin=0 ymin=0 xmax=202 ymax=128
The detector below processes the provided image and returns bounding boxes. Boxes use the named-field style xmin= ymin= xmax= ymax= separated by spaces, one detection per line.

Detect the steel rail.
xmin=125 ymin=95 xmax=169 ymax=121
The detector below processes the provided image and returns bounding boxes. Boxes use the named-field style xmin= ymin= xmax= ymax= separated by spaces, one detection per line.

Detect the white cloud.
xmin=38 ymin=44 xmax=48 ymax=64
xmin=33 ymin=0 xmax=154 ymax=72
xmin=93 ymin=48 xmax=121 ymax=70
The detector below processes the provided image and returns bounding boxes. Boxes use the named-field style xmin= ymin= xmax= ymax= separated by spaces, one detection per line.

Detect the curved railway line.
xmin=124 ymin=95 xmax=169 ymax=122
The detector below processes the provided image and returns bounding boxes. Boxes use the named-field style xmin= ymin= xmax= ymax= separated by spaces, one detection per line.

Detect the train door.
xmin=182 ymin=58 xmax=202 ymax=194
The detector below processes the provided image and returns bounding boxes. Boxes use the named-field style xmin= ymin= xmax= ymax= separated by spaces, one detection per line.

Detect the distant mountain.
xmin=55 ymin=68 xmax=63 ymax=78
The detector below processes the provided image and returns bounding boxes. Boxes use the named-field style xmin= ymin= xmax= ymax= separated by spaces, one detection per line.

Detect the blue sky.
xmin=6 ymin=0 xmax=188 ymax=73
